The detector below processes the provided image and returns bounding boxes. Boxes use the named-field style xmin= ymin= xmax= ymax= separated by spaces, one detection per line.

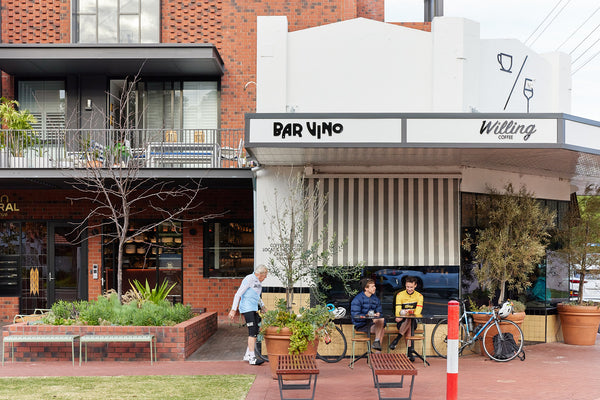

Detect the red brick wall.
xmin=0 ymin=297 xmax=19 ymax=324
xmin=0 ymin=0 xmax=70 ymax=43
xmin=1 ymin=312 xmax=217 ymax=362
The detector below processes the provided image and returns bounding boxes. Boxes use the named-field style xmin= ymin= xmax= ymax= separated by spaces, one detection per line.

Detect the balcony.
xmin=0 ymin=128 xmax=246 ymax=171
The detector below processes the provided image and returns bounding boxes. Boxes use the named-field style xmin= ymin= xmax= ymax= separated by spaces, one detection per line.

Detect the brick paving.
xmin=1 ymin=326 xmax=598 ymax=400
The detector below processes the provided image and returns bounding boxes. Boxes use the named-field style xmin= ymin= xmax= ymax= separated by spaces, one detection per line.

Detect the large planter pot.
xmin=557 ymin=303 xmax=600 ymax=345
xmin=264 ymin=326 xmax=318 ymax=379
xmin=472 ymin=312 xmax=525 ymax=356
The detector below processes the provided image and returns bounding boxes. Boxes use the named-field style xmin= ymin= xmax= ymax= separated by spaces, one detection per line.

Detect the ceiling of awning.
xmin=0 ymin=44 xmax=224 ymax=77
xmin=246 ymin=146 xmax=600 ymax=188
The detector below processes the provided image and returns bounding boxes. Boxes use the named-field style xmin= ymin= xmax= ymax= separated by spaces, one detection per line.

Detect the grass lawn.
xmin=0 ymin=375 xmax=255 ymax=400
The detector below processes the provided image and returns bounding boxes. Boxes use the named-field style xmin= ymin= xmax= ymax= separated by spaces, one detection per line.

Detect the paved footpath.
xmin=1 ymin=339 xmax=599 ymax=399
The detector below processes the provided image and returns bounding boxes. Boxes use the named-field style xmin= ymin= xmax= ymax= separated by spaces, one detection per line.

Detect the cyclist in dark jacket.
xmin=351 ymin=278 xmax=385 ymax=351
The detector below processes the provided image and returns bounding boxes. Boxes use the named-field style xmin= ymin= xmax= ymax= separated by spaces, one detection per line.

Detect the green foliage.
xmin=130 ymin=279 xmax=177 ymax=304
xmin=41 ymin=293 xmax=193 ymax=326
xmin=263 ymin=173 xmax=363 ymax=310
xmin=463 ymin=183 xmax=555 ymax=304
xmin=0 ymin=97 xmax=38 ymax=156
xmin=556 ymin=185 xmax=600 ymax=305
xmin=260 ymin=299 xmax=335 ymax=354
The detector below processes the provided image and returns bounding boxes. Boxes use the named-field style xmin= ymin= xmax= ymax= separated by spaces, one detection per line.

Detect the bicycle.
xmin=430 ymin=299 xmax=525 ymax=362
xmin=254 ymin=304 xmax=348 ymax=363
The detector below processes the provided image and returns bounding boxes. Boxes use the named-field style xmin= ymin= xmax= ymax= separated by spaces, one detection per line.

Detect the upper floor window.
xmin=73 ymin=0 xmax=160 ymax=43
xmin=18 ymin=81 xmax=65 ymax=139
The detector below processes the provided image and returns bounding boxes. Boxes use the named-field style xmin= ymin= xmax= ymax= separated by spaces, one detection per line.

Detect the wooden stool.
xmin=405 ymin=322 xmax=427 ymax=365
xmin=349 ymin=329 xmax=371 ymax=369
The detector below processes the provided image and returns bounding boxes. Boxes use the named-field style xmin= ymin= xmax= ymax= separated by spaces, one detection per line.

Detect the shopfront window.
xmin=204 ymin=221 xmax=254 ymax=277
xmin=102 ymin=221 xmax=183 ymax=302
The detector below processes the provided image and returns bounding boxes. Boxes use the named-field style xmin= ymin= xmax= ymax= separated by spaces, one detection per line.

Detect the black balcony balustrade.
xmin=0 ymin=128 xmax=246 ymax=169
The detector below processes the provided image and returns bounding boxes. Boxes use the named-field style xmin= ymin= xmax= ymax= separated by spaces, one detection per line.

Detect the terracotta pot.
xmin=472 ymin=312 xmax=525 ymax=356
xmin=263 ymin=326 xmax=318 ymax=379
xmin=557 ymin=303 xmax=600 ymax=346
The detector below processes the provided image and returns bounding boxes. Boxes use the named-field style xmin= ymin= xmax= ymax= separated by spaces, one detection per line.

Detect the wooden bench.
xmin=275 ymin=354 xmax=319 ymax=400
xmin=2 ymin=335 xmax=80 ymax=367
xmin=370 ymin=353 xmax=418 ymax=400
xmin=79 ymin=335 xmax=156 ymax=366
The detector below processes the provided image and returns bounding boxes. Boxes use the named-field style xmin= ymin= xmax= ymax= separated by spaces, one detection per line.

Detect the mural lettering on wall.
xmin=0 ymin=195 xmax=20 ymax=217
xmin=500 ymin=53 xmax=530 ymax=111
xmin=273 ymin=121 xmax=344 ymax=139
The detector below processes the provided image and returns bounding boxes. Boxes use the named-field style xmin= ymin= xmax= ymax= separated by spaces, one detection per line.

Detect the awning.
xmin=0 ymin=44 xmax=224 ymax=77
xmin=244 ymin=113 xmax=600 ymax=190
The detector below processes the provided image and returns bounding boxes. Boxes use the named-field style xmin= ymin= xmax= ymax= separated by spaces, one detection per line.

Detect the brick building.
xmin=0 ymin=0 xmax=392 ymax=323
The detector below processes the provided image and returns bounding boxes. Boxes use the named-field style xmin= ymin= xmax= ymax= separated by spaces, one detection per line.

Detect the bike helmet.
xmin=332 ymin=306 xmax=346 ymax=319
xmin=498 ymin=301 xmax=513 ymax=318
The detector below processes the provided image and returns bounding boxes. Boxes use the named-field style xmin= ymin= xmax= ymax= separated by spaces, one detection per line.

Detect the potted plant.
xmin=463 ymin=184 xmax=555 ymax=304
xmin=260 ymin=172 xmax=363 ymax=377
xmin=259 ymin=299 xmax=334 ymax=378
xmin=463 ymin=184 xmax=555 ymax=351
xmin=0 ymin=97 xmax=37 ymax=167
xmin=555 ymin=186 xmax=600 ymax=345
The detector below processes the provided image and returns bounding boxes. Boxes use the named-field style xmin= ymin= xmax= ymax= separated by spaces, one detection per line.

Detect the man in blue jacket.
xmin=351 ymin=278 xmax=385 ymax=351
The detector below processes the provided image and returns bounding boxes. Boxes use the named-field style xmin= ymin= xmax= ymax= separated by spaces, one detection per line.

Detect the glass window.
xmin=138 ymin=80 xmax=219 ymax=131
xmin=102 ymin=221 xmax=183 ymax=303
xmin=18 ymin=81 xmax=66 ymax=139
xmin=204 ymin=221 xmax=254 ymax=278
xmin=74 ymin=0 xmax=159 ymax=43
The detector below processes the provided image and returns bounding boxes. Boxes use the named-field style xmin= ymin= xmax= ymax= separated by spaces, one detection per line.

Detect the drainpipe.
xmin=424 ymin=0 xmax=444 ymax=22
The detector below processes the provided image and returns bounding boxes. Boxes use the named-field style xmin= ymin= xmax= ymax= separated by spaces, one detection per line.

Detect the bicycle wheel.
xmin=431 ymin=319 xmax=468 ymax=358
xmin=316 ymin=324 xmax=347 ymax=363
xmin=482 ymin=319 xmax=524 ymax=362
xmin=254 ymin=339 xmax=269 ymax=362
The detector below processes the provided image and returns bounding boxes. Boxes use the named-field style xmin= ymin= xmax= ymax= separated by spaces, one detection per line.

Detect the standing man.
xmin=389 ymin=276 xmax=423 ymax=351
xmin=351 ymin=278 xmax=385 ymax=351
xmin=228 ymin=264 xmax=268 ymax=365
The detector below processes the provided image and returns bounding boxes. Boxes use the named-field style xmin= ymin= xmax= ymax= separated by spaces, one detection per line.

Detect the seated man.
xmin=351 ymin=278 xmax=385 ymax=351
xmin=389 ymin=276 xmax=423 ymax=350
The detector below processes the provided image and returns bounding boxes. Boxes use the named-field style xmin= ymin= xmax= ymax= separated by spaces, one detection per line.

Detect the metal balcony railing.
xmin=0 ymin=128 xmax=246 ymax=169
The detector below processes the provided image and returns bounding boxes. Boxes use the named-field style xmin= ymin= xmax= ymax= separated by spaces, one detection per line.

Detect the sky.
xmin=385 ymin=0 xmax=600 ymax=122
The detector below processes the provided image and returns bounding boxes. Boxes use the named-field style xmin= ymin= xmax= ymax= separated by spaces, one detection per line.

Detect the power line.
xmin=556 ymin=5 xmax=600 ymax=51
xmin=524 ymin=0 xmax=565 ymax=46
xmin=528 ymin=0 xmax=572 ymax=47
xmin=572 ymin=47 xmax=600 ymax=75
xmin=568 ymin=20 xmax=600 ymax=56
xmin=572 ymin=36 xmax=600 ymax=65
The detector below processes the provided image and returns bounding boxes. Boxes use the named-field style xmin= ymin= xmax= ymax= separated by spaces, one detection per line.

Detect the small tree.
xmin=263 ymin=172 xmax=363 ymax=310
xmin=463 ymin=183 xmax=555 ymax=304
xmin=557 ymin=185 xmax=600 ymax=305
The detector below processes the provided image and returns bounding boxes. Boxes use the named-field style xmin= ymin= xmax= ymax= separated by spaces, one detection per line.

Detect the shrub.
xmin=42 ymin=294 xmax=194 ymax=326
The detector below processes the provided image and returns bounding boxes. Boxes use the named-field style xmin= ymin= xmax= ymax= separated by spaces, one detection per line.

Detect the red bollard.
xmin=446 ymin=300 xmax=459 ymax=400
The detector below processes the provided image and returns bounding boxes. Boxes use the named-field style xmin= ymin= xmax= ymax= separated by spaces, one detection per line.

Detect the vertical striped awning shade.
xmin=306 ymin=176 xmax=461 ymax=267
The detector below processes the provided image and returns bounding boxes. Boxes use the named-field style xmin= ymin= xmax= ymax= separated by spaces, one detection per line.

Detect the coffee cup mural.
xmin=497 ymin=52 xmax=513 ymax=73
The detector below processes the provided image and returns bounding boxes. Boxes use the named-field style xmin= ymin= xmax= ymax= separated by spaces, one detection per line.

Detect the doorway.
xmin=47 ymin=224 xmax=82 ymax=305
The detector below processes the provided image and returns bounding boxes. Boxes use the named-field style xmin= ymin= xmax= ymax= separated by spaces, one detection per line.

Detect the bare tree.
xmin=263 ymin=172 xmax=363 ymax=310
xmin=66 ymin=76 xmax=225 ymax=300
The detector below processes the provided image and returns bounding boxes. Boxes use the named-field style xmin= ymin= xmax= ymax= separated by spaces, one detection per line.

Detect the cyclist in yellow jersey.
xmin=389 ymin=276 xmax=423 ymax=350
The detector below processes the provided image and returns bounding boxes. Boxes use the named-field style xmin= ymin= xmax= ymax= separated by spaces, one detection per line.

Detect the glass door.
xmin=47 ymin=224 xmax=81 ymax=305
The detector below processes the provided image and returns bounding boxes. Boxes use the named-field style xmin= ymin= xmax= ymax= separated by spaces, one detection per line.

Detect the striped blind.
xmin=306 ymin=176 xmax=460 ymax=267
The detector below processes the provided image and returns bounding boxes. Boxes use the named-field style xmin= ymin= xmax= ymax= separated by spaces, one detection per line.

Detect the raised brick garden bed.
xmin=1 ymin=312 xmax=217 ymax=363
